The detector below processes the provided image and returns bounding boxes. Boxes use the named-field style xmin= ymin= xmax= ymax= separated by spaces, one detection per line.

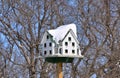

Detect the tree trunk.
xmin=29 ymin=48 xmax=36 ymax=78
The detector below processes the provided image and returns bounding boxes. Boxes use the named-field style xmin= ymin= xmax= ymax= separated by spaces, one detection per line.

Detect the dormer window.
xmin=44 ymin=43 xmax=46 ymax=47
xmin=49 ymin=43 xmax=52 ymax=47
xmin=68 ymin=37 xmax=71 ymax=41
xmin=65 ymin=42 xmax=68 ymax=46
xmin=72 ymin=42 xmax=75 ymax=47
xmin=47 ymin=35 xmax=49 ymax=39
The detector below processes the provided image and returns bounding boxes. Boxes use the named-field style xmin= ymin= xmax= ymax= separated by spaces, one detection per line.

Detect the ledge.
xmin=44 ymin=54 xmax=84 ymax=58
xmin=44 ymin=54 xmax=84 ymax=63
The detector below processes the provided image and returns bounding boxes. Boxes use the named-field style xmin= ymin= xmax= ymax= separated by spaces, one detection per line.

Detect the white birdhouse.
xmin=40 ymin=23 xmax=83 ymax=63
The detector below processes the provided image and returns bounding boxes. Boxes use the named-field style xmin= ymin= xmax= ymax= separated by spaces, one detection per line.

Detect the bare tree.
xmin=0 ymin=0 xmax=120 ymax=78
xmin=0 ymin=0 xmax=52 ymax=78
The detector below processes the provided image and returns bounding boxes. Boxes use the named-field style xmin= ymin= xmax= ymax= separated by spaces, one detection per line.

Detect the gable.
xmin=61 ymin=29 xmax=79 ymax=45
xmin=41 ymin=31 xmax=56 ymax=44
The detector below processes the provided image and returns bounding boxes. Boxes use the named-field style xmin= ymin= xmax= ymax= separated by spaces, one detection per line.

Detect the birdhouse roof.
xmin=47 ymin=23 xmax=77 ymax=44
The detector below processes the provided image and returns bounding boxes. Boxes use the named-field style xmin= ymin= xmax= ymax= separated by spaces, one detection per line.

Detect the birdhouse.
xmin=40 ymin=23 xmax=83 ymax=63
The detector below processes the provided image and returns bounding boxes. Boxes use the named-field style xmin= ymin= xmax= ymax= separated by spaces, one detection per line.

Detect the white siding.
xmin=41 ymin=31 xmax=83 ymax=58
xmin=62 ymin=32 xmax=78 ymax=56
xmin=41 ymin=32 xmax=55 ymax=56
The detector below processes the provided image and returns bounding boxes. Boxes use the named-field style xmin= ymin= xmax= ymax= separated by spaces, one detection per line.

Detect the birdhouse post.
xmin=40 ymin=23 xmax=84 ymax=78
xmin=57 ymin=63 xmax=63 ymax=78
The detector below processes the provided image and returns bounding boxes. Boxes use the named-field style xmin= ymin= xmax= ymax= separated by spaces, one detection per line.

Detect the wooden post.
xmin=57 ymin=63 xmax=63 ymax=78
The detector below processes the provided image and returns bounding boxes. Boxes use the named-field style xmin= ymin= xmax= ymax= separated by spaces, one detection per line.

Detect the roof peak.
xmin=47 ymin=23 xmax=77 ymax=43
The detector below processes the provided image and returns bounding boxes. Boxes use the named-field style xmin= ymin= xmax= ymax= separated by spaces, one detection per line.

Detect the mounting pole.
xmin=57 ymin=63 xmax=63 ymax=78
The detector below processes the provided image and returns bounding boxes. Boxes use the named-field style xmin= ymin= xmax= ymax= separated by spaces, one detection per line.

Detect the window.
xmin=44 ymin=51 xmax=47 ymax=55
xmin=44 ymin=43 xmax=46 ymax=47
xmin=68 ymin=37 xmax=71 ymax=41
xmin=49 ymin=43 xmax=52 ymax=47
xmin=72 ymin=50 xmax=75 ymax=54
xmin=72 ymin=42 xmax=75 ymax=47
xmin=59 ymin=48 xmax=62 ymax=54
xmin=77 ymin=49 xmax=79 ymax=55
xmin=65 ymin=49 xmax=68 ymax=53
xmin=47 ymin=35 xmax=49 ymax=39
xmin=49 ymin=50 xmax=52 ymax=54
xmin=65 ymin=42 xmax=68 ymax=46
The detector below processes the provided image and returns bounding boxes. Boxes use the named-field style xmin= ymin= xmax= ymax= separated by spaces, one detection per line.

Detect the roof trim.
xmin=41 ymin=31 xmax=56 ymax=44
xmin=46 ymin=31 xmax=56 ymax=44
